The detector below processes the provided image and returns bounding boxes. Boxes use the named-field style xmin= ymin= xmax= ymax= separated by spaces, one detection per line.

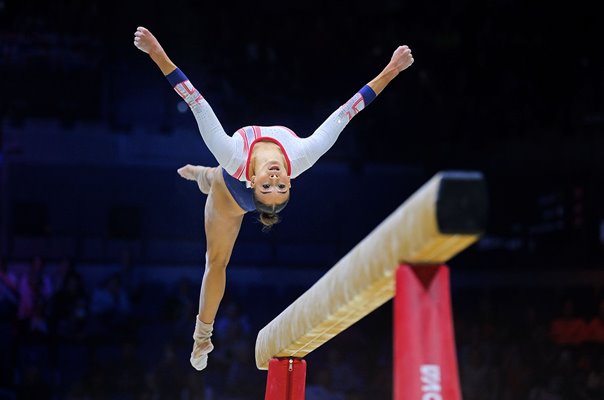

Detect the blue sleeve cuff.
xmin=359 ymin=85 xmax=377 ymax=106
xmin=166 ymin=68 xmax=188 ymax=87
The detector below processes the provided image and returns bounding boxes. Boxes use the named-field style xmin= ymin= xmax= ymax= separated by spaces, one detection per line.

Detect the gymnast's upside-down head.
xmin=249 ymin=162 xmax=291 ymax=229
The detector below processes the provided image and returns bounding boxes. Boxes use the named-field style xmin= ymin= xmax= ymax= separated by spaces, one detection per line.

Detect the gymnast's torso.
xmin=223 ymin=124 xmax=311 ymax=183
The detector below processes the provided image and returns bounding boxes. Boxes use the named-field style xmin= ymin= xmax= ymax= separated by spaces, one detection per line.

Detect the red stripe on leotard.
xmin=245 ymin=137 xmax=292 ymax=182
xmin=233 ymin=129 xmax=249 ymax=179
xmin=252 ymin=125 xmax=261 ymax=139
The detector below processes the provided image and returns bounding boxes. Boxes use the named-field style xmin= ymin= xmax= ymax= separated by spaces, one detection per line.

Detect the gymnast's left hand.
xmin=388 ymin=45 xmax=414 ymax=74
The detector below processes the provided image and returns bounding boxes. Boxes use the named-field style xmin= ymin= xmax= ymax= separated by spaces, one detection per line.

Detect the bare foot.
xmin=177 ymin=164 xmax=216 ymax=194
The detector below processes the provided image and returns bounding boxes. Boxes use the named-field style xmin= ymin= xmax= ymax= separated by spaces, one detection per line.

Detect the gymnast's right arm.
xmin=133 ymin=26 xmax=237 ymax=170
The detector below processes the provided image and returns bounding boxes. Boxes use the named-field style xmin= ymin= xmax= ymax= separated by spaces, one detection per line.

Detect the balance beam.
xmin=255 ymin=171 xmax=487 ymax=370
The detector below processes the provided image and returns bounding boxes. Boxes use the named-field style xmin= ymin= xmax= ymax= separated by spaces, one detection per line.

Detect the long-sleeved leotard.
xmin=166 ymin=68 xmax=376 ymax=183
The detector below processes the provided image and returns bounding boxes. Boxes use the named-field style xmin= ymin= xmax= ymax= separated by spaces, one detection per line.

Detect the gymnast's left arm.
xmin=300 ymin=45 xmax=414 ymax=167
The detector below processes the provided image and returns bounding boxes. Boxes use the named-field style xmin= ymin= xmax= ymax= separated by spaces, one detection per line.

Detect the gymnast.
xmin=133 ymin=26 xmax=414 ymax=371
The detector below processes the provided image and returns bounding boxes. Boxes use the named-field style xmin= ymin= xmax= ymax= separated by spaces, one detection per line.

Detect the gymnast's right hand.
xmin=134 ymin=27 xmax=177 ymax=75
xmin=133 ymin=26 xmax=162 ymax=55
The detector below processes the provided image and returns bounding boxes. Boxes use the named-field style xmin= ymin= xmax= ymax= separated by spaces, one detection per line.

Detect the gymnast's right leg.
xmin=190 ymin=173 xmax=244 ymax=370
xmin=177 ymin=164 xmax=217 ymax=194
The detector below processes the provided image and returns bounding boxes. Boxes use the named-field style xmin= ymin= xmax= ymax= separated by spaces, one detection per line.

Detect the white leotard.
xmin=167 ymin=68 xmax=376 ymax=183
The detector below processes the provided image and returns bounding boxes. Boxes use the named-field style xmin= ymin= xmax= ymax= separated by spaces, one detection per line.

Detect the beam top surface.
xmin=255 ymin=170 xmax=487 ymax=369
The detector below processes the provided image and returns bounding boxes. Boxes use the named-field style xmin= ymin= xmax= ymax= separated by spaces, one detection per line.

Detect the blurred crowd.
xmin=1 ymin=255 xmax=603 ymax=399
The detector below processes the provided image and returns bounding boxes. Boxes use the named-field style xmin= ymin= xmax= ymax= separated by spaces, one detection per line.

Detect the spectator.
xmin=549 ymin=299 xmax=588 ymax=346
xmin=52 ymin=266 xmax=90 ymax=338
xmin=163 ymin=277 xmax=195 ymax=325
xmin=326 ymin=348 xmax=363 ymax=394
xmin=586 ymin=356 xmax=604 ymax=399
xmin=153 ymin=342 xmax=186 ymax=399
xmin=586 ymin=298 xmax=604 ymax=343
xmin=118 ymin=248 xmax=143 ymax=303
xmin=109 ymin=342 xmax=144 ymax=397
xmin=459 ymin=346 xmax=498 ymax=400
xmin=207 ymin=300 xmax=253 ymax=384
xmin=214 ymin=300 xmax=251 ymax=344
xmin=0 ymin=257 xmax=18 ymax=319
xmin=528 ymin=375 xmax=564 ymax=400
xmin=498 ymin=344 xmax=536 ymax=400
xmin=63 ymin=381 xmax=90 ymax=400
xmin=181 ymin=369 xmax=210 ymax=400
xmin=15 ymin=365 xmax=50 ymax=400
xmin=89 ymin=273 xmax=131 ymax=334
xmin=13 ymin=256 xmax=54 ymax=336
xmin=223 ymin=339 xmax=260 ymax=399
xmin=138 ymin=370 xmax=161 ymax=400
xmin=305 ymin=367 xmax=344 ymax=400
xmin=85 ymin=365 xmax=111 ymax=400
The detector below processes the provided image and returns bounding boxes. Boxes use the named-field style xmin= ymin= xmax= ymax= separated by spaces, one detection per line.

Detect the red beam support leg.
xmin=265 ymin=357 xmax=306 ymax=400
xmin=394 ymin=264 xmax=462 ymax=400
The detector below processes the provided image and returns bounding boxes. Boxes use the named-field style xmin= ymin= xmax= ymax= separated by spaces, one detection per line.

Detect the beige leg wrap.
xmin=190 ymin=316 xmax=214 ymax=371
xmin=196 ymin=167 xmax=214 ymax=194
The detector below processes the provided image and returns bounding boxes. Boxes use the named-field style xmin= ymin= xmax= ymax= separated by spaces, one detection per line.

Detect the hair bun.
xmin=259 ymin=212 xmax=280 ymax=231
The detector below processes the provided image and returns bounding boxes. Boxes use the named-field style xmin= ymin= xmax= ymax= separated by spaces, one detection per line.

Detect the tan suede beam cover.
xmin=255 ymin=172 xmax=482 ymax=370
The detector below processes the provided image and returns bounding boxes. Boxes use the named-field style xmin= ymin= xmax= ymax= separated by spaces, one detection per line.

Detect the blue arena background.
xmin=0 ymin=1 xmax=603 ymax=399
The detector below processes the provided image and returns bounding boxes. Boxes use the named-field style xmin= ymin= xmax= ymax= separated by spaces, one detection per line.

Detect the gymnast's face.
xmin=250 ymin=164 xmax=291 ymax=205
